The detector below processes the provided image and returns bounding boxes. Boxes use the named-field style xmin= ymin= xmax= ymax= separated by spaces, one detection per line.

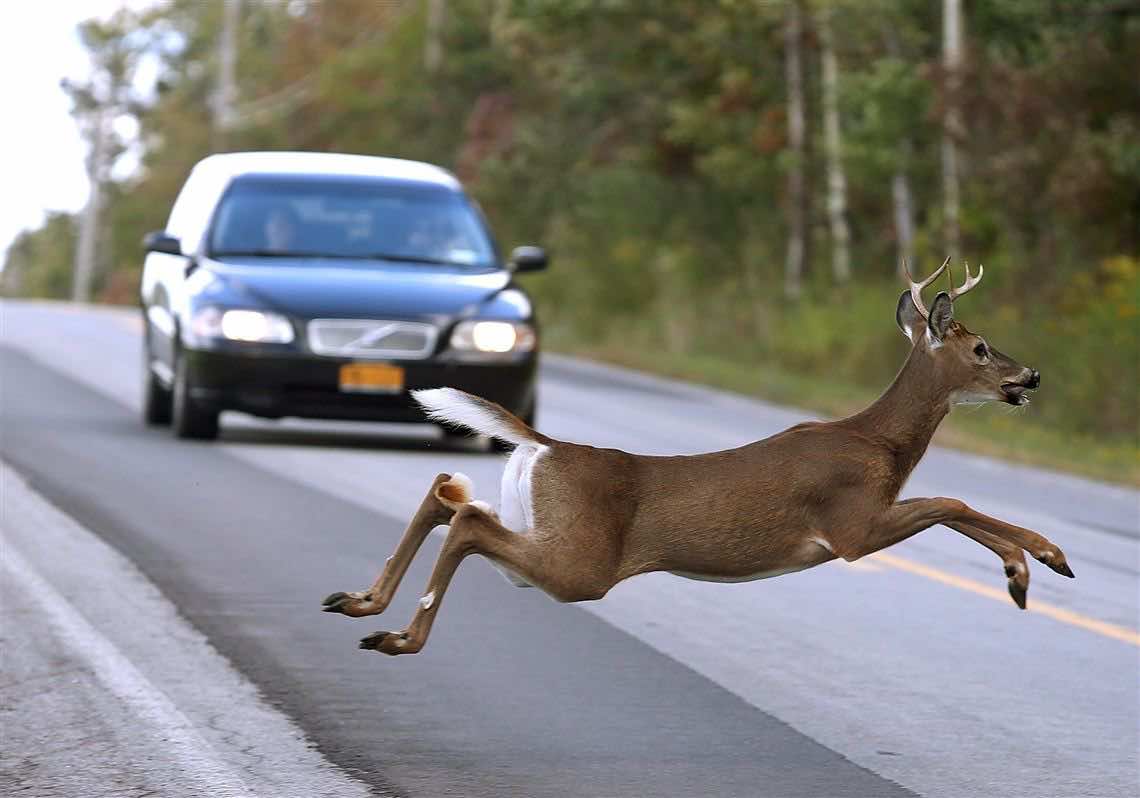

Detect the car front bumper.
xmin=182 ymin=346 xmax=537 ymax=423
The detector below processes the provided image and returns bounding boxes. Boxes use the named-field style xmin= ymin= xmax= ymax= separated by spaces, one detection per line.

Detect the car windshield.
xmin=208 ymin=175 xmax=498 ymax=267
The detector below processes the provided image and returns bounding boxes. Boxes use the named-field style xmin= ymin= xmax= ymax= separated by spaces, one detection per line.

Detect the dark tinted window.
xmin=209 ymin=175 xmax=497 ymax=267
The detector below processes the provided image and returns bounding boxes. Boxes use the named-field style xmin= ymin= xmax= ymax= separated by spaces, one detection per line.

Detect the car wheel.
xmin=172 ymin=352 xmax=220 ymax=440
xmin=142 ymin=340 xmax=173 ymax=426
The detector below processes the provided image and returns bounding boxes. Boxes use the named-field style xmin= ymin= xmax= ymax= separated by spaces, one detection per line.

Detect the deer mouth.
xmin=1001 ymin=383 xmax=1031 ymax=405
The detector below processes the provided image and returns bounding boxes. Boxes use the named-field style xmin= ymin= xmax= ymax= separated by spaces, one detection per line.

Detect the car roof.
xmin=190 ymin=151 xmax=462 ymax=190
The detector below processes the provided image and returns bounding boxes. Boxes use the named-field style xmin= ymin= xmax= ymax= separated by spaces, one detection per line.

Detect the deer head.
xmin=895 ymin=257 xmax=1040 ymax=406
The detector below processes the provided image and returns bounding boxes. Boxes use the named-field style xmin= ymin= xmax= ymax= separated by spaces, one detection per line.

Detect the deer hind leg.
xmin=359 ymin=503 xmax=619 ymax=656
xmin=321 ymin=473 xmax=459 ymax=618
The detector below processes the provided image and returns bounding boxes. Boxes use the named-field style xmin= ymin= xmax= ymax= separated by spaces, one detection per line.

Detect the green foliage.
xmin=6 ymin=0 xmax=1137 ymax=470
xmin=1 ymin=213 xmax=78 ymax=299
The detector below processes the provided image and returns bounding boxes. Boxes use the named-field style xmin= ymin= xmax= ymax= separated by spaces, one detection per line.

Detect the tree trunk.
xmin=941 ymin=0 xmax=963 ymax=260
xmin=783 ymin=0 xmax=807 ymax=300
xmin=892 ymin=166 xmax=916 ymax=279
xmin=883 ymin=26 xmax=916 ymax=280
xmin=818 ymin=7 xmax=850 ymax=284
xmin=425 ymin=0 xmax=445 ymax=73
xmin=490 ymin=0 xmax=510 ymax=46
xmin=212 ymin=0 xmax=241 ymax=146
xmin=72 ymin=109 xmax=108 ymax=303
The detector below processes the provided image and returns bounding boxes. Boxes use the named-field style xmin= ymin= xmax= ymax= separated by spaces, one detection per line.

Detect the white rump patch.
xmin=419 ymin=591 xmax=435 ymax=610
xmin=499 ymin=444 xmax=543 ymax=534
xmin=483 ymin=443 xmax=546 ymax=589
xmin=413 ymin=387 xmax=535 ymax=445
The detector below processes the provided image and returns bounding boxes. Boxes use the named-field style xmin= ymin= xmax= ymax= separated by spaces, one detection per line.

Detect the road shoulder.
xmin=0 ymin=461 xmax=374 ymax=798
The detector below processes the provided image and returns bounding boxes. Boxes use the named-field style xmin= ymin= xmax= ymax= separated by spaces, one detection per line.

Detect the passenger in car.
xmin=265 ymin=206 xmax=300 ymax=253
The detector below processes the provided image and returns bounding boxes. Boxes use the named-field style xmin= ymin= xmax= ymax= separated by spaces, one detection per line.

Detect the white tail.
xmin=412 ymin=388 xmax=545 ymax=447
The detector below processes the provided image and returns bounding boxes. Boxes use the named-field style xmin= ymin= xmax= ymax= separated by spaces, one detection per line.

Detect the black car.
xmin=139 ymin=152 xmax=546 ymax=444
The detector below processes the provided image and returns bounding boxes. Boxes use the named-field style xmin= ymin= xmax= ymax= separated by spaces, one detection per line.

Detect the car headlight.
xmin=449 ymin=320 xmax=536 ymax=354
xmin=191 ymin=307 xmax=295 ymax=344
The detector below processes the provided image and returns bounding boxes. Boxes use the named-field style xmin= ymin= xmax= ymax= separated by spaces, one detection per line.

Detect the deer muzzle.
xmin=1001 ymin=368 xmax=1039 ymax=405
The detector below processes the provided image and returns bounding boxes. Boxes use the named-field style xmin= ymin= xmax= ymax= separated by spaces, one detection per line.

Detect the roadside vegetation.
xmin=4 ymin=0 xmax=1137 ymax=483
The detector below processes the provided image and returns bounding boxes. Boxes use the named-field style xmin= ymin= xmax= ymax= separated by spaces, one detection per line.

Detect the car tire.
xmin=142 ymin=341 xmax=173 ymax=426
xmin=172 ymin=352 xmax=220 ymax=440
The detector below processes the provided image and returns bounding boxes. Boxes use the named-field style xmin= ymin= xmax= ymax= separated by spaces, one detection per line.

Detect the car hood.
xmin=203 ymin=257 xmax=512 ymax=320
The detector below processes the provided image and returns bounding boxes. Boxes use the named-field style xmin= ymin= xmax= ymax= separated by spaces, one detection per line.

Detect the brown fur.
xmin=324 ymin=279 xmax=1073 ymax=655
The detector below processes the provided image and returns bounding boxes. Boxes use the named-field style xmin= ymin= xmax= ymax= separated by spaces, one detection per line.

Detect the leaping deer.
xmin=323 ymin=259 xmax=1073 ymax=655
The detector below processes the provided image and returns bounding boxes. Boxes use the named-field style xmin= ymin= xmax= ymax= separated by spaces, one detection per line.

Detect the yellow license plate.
xmin=338 ymin=362 xmax=405 ymax=394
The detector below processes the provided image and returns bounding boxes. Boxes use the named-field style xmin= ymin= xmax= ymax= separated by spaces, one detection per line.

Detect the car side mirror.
xmin=143 ymin=231 xmax=183 ymax=256
xmin=509 ymin=246 xmax=548 ymax=272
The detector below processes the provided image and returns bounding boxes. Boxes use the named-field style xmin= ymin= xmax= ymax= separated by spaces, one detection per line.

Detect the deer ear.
xmin=927 ymin=291 xmax=955 ymax=341
xmin=896 ymin=291 xmax=923 ymax=342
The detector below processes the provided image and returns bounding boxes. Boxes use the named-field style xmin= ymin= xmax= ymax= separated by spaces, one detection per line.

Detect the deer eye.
xmin=973 ymin=343 xmax=988 ymax=358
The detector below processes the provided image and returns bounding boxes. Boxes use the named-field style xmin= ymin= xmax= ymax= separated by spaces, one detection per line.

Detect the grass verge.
xmin=552 ymin=341 xmax=1139 ymax=487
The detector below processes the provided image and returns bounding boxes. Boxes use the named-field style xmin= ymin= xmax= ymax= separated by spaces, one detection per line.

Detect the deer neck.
xmin=848 ymin=344 xmax=951 ymax=476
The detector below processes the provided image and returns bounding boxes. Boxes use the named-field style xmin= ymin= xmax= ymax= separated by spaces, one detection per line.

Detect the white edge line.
xmin=1 ymin=542 xmax=259 ymax=798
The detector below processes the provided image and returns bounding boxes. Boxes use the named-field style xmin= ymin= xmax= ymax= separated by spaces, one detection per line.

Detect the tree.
xmin=63 ymin=10 xmax=145 ymax=302
xmin=941 ymin=0 xmax=963 ymax=259
xmin=783 ymin=0 xmax=808 ymax=299
xmin=818 ymin=5 xmax=851 ymax=283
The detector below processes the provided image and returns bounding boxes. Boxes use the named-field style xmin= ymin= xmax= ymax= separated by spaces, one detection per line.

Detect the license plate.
xmin=338 ymin=362 xmax=404 ymax=394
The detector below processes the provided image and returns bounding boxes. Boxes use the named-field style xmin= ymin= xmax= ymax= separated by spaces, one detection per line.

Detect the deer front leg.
xmin=854 ymin=498 xmax=1071 ymax=577
xmin=322 ymin=473 xmax=456 ymax=617
xmin=359 ymin=503 xmax=618 ymax=656
xmin=946 ymin=504 xmax=1074 ymax=578
xmin=945 ymin=521 xmax=1032 ymax=609
xmin=845 ymin=498 xmax=1072 ymax=608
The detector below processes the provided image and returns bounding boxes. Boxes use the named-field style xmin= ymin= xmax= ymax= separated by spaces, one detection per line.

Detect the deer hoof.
xmin=359 ymin=630 xmax=416 ymax=655
xmin=1042 ymin=557 xmax=1075 ymax=578
xmin=358 ymin=631 xmax=391 ymax=650
xmin=322 ymin=591 xmax=380 ymax=617
xmin=322 ymin=591 xmax=349 ymax=607
xmin=1034 ymin=547 xmax=1075 ymax=578
xmin=1006 ymin=578 xmax=1028 ymax=610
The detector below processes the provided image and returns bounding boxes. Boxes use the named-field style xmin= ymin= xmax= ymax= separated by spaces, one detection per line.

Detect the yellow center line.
xmin=870 ymin=552 xmax=1140 ymax=647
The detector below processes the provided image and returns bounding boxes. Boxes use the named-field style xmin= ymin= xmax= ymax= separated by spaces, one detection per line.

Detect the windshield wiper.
xmin=212 ymin=250 xmax=477 ymax=266
xmin=364 ymin=252 xmax=475 ymax=266
xmin=210 ymin=250 xmax=316 ymax=258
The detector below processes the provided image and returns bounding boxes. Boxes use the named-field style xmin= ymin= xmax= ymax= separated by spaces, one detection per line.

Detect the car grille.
xmin=306 ymin=319 xmax=439 ymax=360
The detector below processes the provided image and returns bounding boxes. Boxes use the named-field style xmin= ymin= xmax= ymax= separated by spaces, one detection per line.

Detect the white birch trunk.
xmin=818 ymin=7 xmax=850 ymax=283
xmin=784 ymin=0 xmax=806 ymax=300
xmin=942 ymin=0 xmax=962 ymax=260
xmin=72 ymin=109 xmax=108 ymax=303
xmin=892 ymin=167 xmax=915 ymax=279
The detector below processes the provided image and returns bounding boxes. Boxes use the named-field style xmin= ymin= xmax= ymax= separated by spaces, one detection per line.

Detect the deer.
xmin=322 ymin=258 xmax=1074 ymax=656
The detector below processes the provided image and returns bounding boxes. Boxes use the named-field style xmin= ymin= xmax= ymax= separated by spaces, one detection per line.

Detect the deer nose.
xmin=1026 ymin=369 xmax=1040 ymax=389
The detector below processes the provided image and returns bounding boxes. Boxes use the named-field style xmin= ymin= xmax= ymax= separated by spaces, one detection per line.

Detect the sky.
xmin=0 ymin=0 xmax=155 ymax=263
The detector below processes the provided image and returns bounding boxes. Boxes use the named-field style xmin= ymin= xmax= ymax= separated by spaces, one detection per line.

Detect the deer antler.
xmin=950 ymin=261 xmax=984 ymax=301
xmin=901 ymin=255 xmax=951 ymax=319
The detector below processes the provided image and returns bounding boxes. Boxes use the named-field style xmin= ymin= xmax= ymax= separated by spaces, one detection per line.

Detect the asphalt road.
xmin=2 ymin=300 xmax=1137 ymax=798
